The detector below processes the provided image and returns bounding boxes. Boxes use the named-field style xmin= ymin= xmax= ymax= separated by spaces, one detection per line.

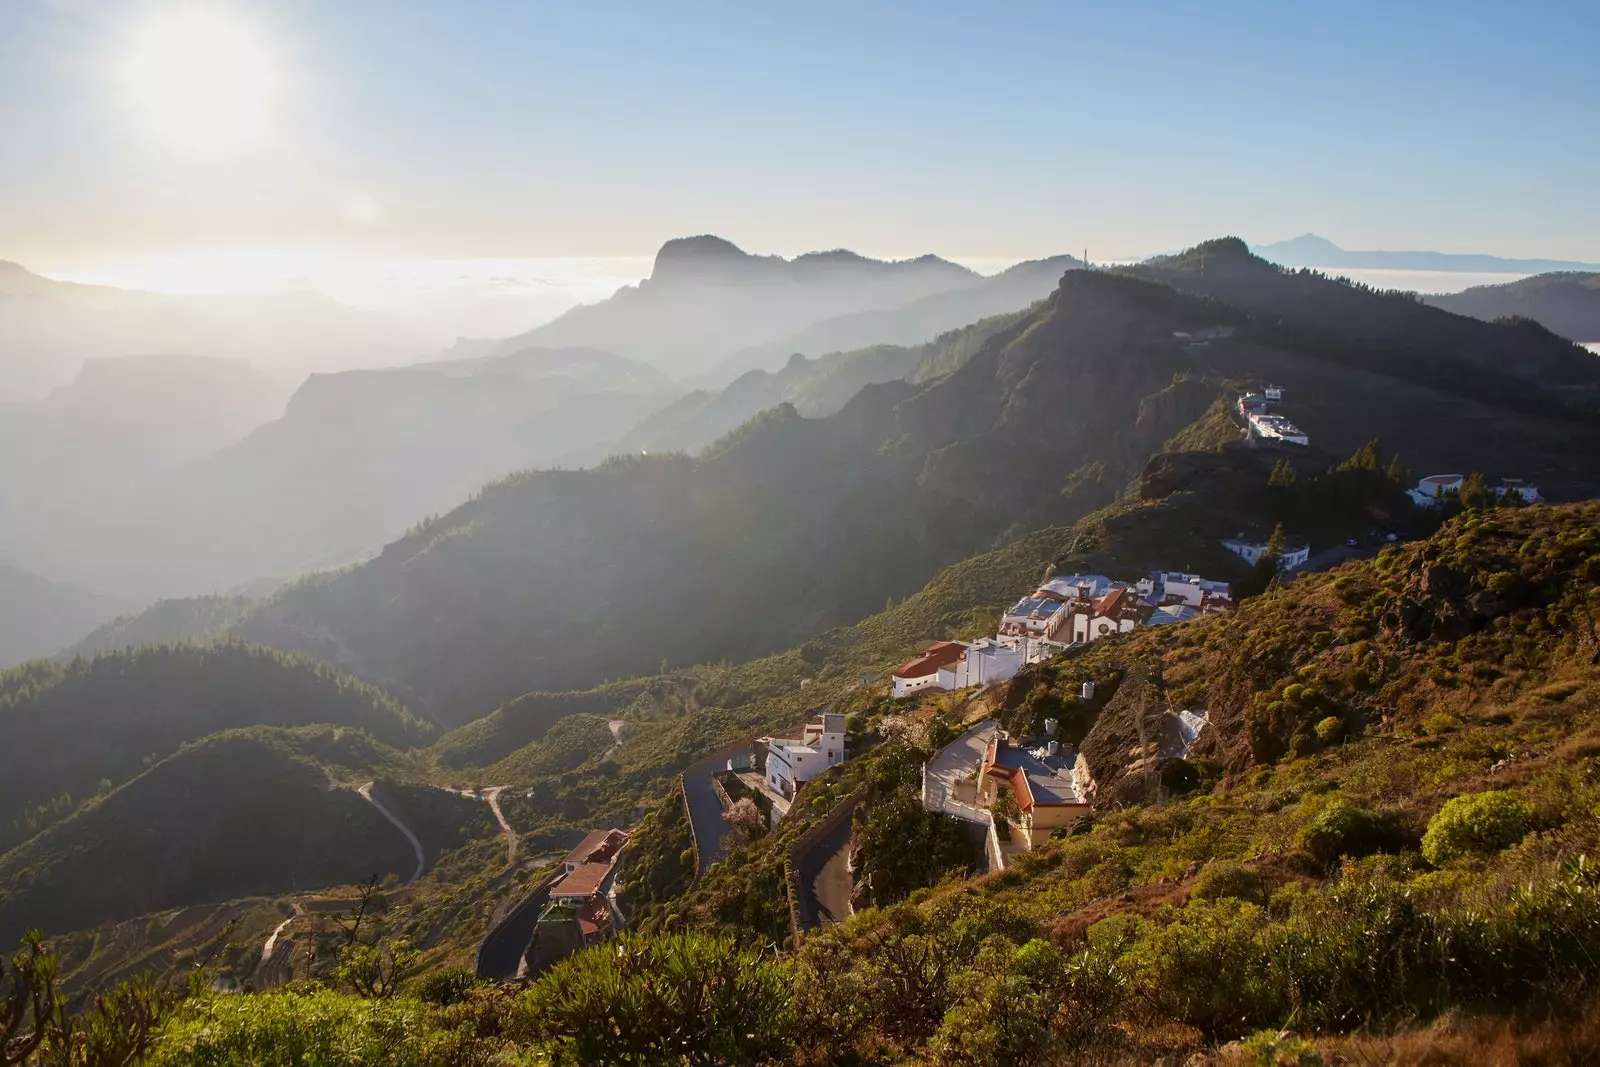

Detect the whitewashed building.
xmin=1221 ymin=538 xmax=1311 ymax=571
xmin=936 ymin=638 xmax=1024 ymax=690
xmin=1407 ymin=473 xmax=1464 ymax=507
xmin=1493 ymin=478 xmax=1541 ymax=503
xmin=1139 ymin=571 xmax=1235 ymax=611
xmin=760 ymin=713 xmax=848 ymax=799
xmin=890 ymin=641 xmax=968 ymax=698
xmin=1248 ymin=412 xmax=1309 ymax=446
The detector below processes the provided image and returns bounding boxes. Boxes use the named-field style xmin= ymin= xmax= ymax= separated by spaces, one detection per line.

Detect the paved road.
xmin=796 ymin=811 xmax=854 ymax=928
xmin=682 ymin=754 xmax=732 ymax=877
xmin=357 ymin=782 xmax=426 ymax=885
xmin=474 ymin=878 xmax=553 ymax=981
xmin=482 ymin=787 xmax=517 ymax=866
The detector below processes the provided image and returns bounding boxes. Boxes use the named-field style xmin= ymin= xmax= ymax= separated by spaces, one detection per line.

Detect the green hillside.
xmin=0 ymin=641 xmax=430 ymax=852
xmin=0 ymin=727 xmax=422 ymax=943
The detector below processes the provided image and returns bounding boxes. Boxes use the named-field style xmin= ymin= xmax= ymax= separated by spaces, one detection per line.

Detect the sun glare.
xmin=125 ymin=11 xmax=276 ymax=152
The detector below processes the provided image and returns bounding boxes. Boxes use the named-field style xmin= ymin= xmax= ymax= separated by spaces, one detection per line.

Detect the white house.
xmin=1407 ymin=473 xmax=1463 ymax=507
xmin=761 ymin=713 xmax=848 ymax=799
xmin=1248 ymin=412 xmax=1309 ymax=446
xmin=1221 ymin=538 xmax=1311 ymax=571
xmin=936 ymin=638 xmax=1023 ymax=690
xmin=999 ymin=594 xmax=1070 ymax=640
xmin=890 ymin=641 xmax=967 ymax=698
xmin=1493 ymin=478 xmax=1541 ymax=503
xmin=1264 ymin=384 xmax=1284 ymax=401
xmin=1038 ymin=574 xmax=1115 ymax=602
xmin=1138 ymin=571 xmax=1234 ymax=612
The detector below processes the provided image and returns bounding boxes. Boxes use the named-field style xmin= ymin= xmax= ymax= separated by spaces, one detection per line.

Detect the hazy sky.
xmin=4 ymin=0 xmax=1598 ymax=274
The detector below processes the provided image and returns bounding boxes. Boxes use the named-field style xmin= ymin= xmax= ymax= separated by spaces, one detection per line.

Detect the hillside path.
xmin=260 ymin=905 xmax=301 ymax=962
xmin=483 ymin=786 xmax=517 ymax=865
xmin=357 ymin=782 xmax=426 ymax=885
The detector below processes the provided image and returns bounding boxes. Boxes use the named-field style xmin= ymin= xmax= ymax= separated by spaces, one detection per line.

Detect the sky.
xmin=2 ymin=0 xmax=1598 ymax=289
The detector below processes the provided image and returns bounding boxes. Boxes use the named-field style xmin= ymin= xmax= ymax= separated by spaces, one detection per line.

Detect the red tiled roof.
xmin=1093 ymin=587 xmax=1126 ymax=615
xmin=561 ymin=830 xmax=611 ymax=868
xmin=551 ymin=862 xmax=612 ymax=899
xmin=892 ymin=641 xmax=966 ymax=680
xmin=562 ymin=828 xmax=629 ymax=869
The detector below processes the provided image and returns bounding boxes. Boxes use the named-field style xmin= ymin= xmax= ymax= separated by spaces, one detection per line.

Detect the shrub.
xmin=1421 ymin=790 xmax=1533 ymax=865
xmin=517 ymin=931 xmax=793 ymax=1064
xmin=1298 ymin=799 xmax=1384 ymax=865
xmin=408 ymin=967 xmax=479 ymax=1006
xmin=1191 ymin=860 xmax=1265 ymax=904
xmin=1313 ymin=716 xmax=1344 ymax=743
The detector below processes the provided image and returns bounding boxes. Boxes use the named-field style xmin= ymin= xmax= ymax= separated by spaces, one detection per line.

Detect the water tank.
xmin=1044 ymin=717 xmax=1058 ymax=737
xmin=1047 ymin=740 xmax=1059 ymax=756
xmin=1081 ymin=681 xmax=1095 ymax=700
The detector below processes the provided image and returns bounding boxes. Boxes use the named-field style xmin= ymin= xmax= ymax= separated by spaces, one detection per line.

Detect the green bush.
xmin=407 ymin=967 xmax=479 ymax=1006
xmin=1313 ymin=716 xmax=1344 ymax=743
xmin=1298 ymin=799 xmax=1383 ymax=865
xmin=151 ymin=988 xmax=447 ymax=1067
xmin=1421 ymin=790 xmax=1533 ymax=865
xmin=1190 ymin=860 xmax=1265 ymax=904
xmin=517 ymin=931 xmax=793 ymax=1065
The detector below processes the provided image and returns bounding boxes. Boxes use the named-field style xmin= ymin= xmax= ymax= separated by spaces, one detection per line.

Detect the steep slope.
xmin=18 ymin=347 xmax=674 ymax=601
xmin=1130 ymin=238 xmax=1600 ymax=402
xmin=0 ymin=642 xmax=430 ymax=853
xmin=600 ymin=308 xmax=1028 ymax=460
xmin=494 ymin=236 xmax=980 ymax=378
xmin=236 ymin=385 xmax=991 ymax=723
xmin=0 ymin=727 xmax=420 ymax=943
xmin=702 ymin=253 xmax=1083 ymax=383
xmin=1427 ymin=272 xmax=1600 ymax=344
xmin=0 ymin=565 xmax=129 ymax=669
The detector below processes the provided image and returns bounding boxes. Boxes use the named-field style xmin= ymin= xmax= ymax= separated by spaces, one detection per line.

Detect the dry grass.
xmin=1309 ymin=1005 xmax=1600 ymax=1066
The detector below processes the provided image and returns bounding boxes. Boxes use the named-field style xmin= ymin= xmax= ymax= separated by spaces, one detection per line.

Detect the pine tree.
xmin=1386 ymin=453 xmax=1407 ymax=485
xmin=1459 ymin=472 xmax=1489 ymax=510
xmin=1268 ymin=458 xmax=1297 ymax=488
xmin=1265 ymin=522 xmax=1286 ymax=560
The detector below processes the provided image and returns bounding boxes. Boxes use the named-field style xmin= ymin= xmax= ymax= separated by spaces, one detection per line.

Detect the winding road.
xmin=483 ymin=787 xmax=518 ymax=866
xmin=357 ymin=782 xmax=426 ymax=885
xmin=797 ymin=814 xmax=855 ymax=927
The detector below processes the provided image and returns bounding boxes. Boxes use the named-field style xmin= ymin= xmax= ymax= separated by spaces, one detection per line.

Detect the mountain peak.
xmin=650 ymin=235 xmax=761 ymax=283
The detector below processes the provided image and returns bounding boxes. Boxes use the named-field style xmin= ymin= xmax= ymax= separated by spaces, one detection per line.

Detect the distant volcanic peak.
xmin=649 ymin=235 xmax=763 ymax=283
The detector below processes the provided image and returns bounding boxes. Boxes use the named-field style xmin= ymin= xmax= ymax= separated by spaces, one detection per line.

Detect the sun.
xmin=125 ymin=11 xmax=277 ymax=152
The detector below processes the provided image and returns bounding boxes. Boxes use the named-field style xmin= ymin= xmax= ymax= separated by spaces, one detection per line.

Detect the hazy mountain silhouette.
xmin=592 ymin=307 xmax=1028 ymax=461
xmin=492 ymin=236 xmax=982 ymax=378
xmin=1426 ymin=272 xmax=1600 ymax=343
xmin=700 ymin=252 xmax=1084 ymax=385
xmin=0 ymin=565 xmax=130 ymax=669
xmin=0 ymin=259 xmax=418 ymax=401
xmin=1253 ymin=233 xmax=1599 ymax=274
xmin=10 ymin=347 xmax=677 ymax=600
